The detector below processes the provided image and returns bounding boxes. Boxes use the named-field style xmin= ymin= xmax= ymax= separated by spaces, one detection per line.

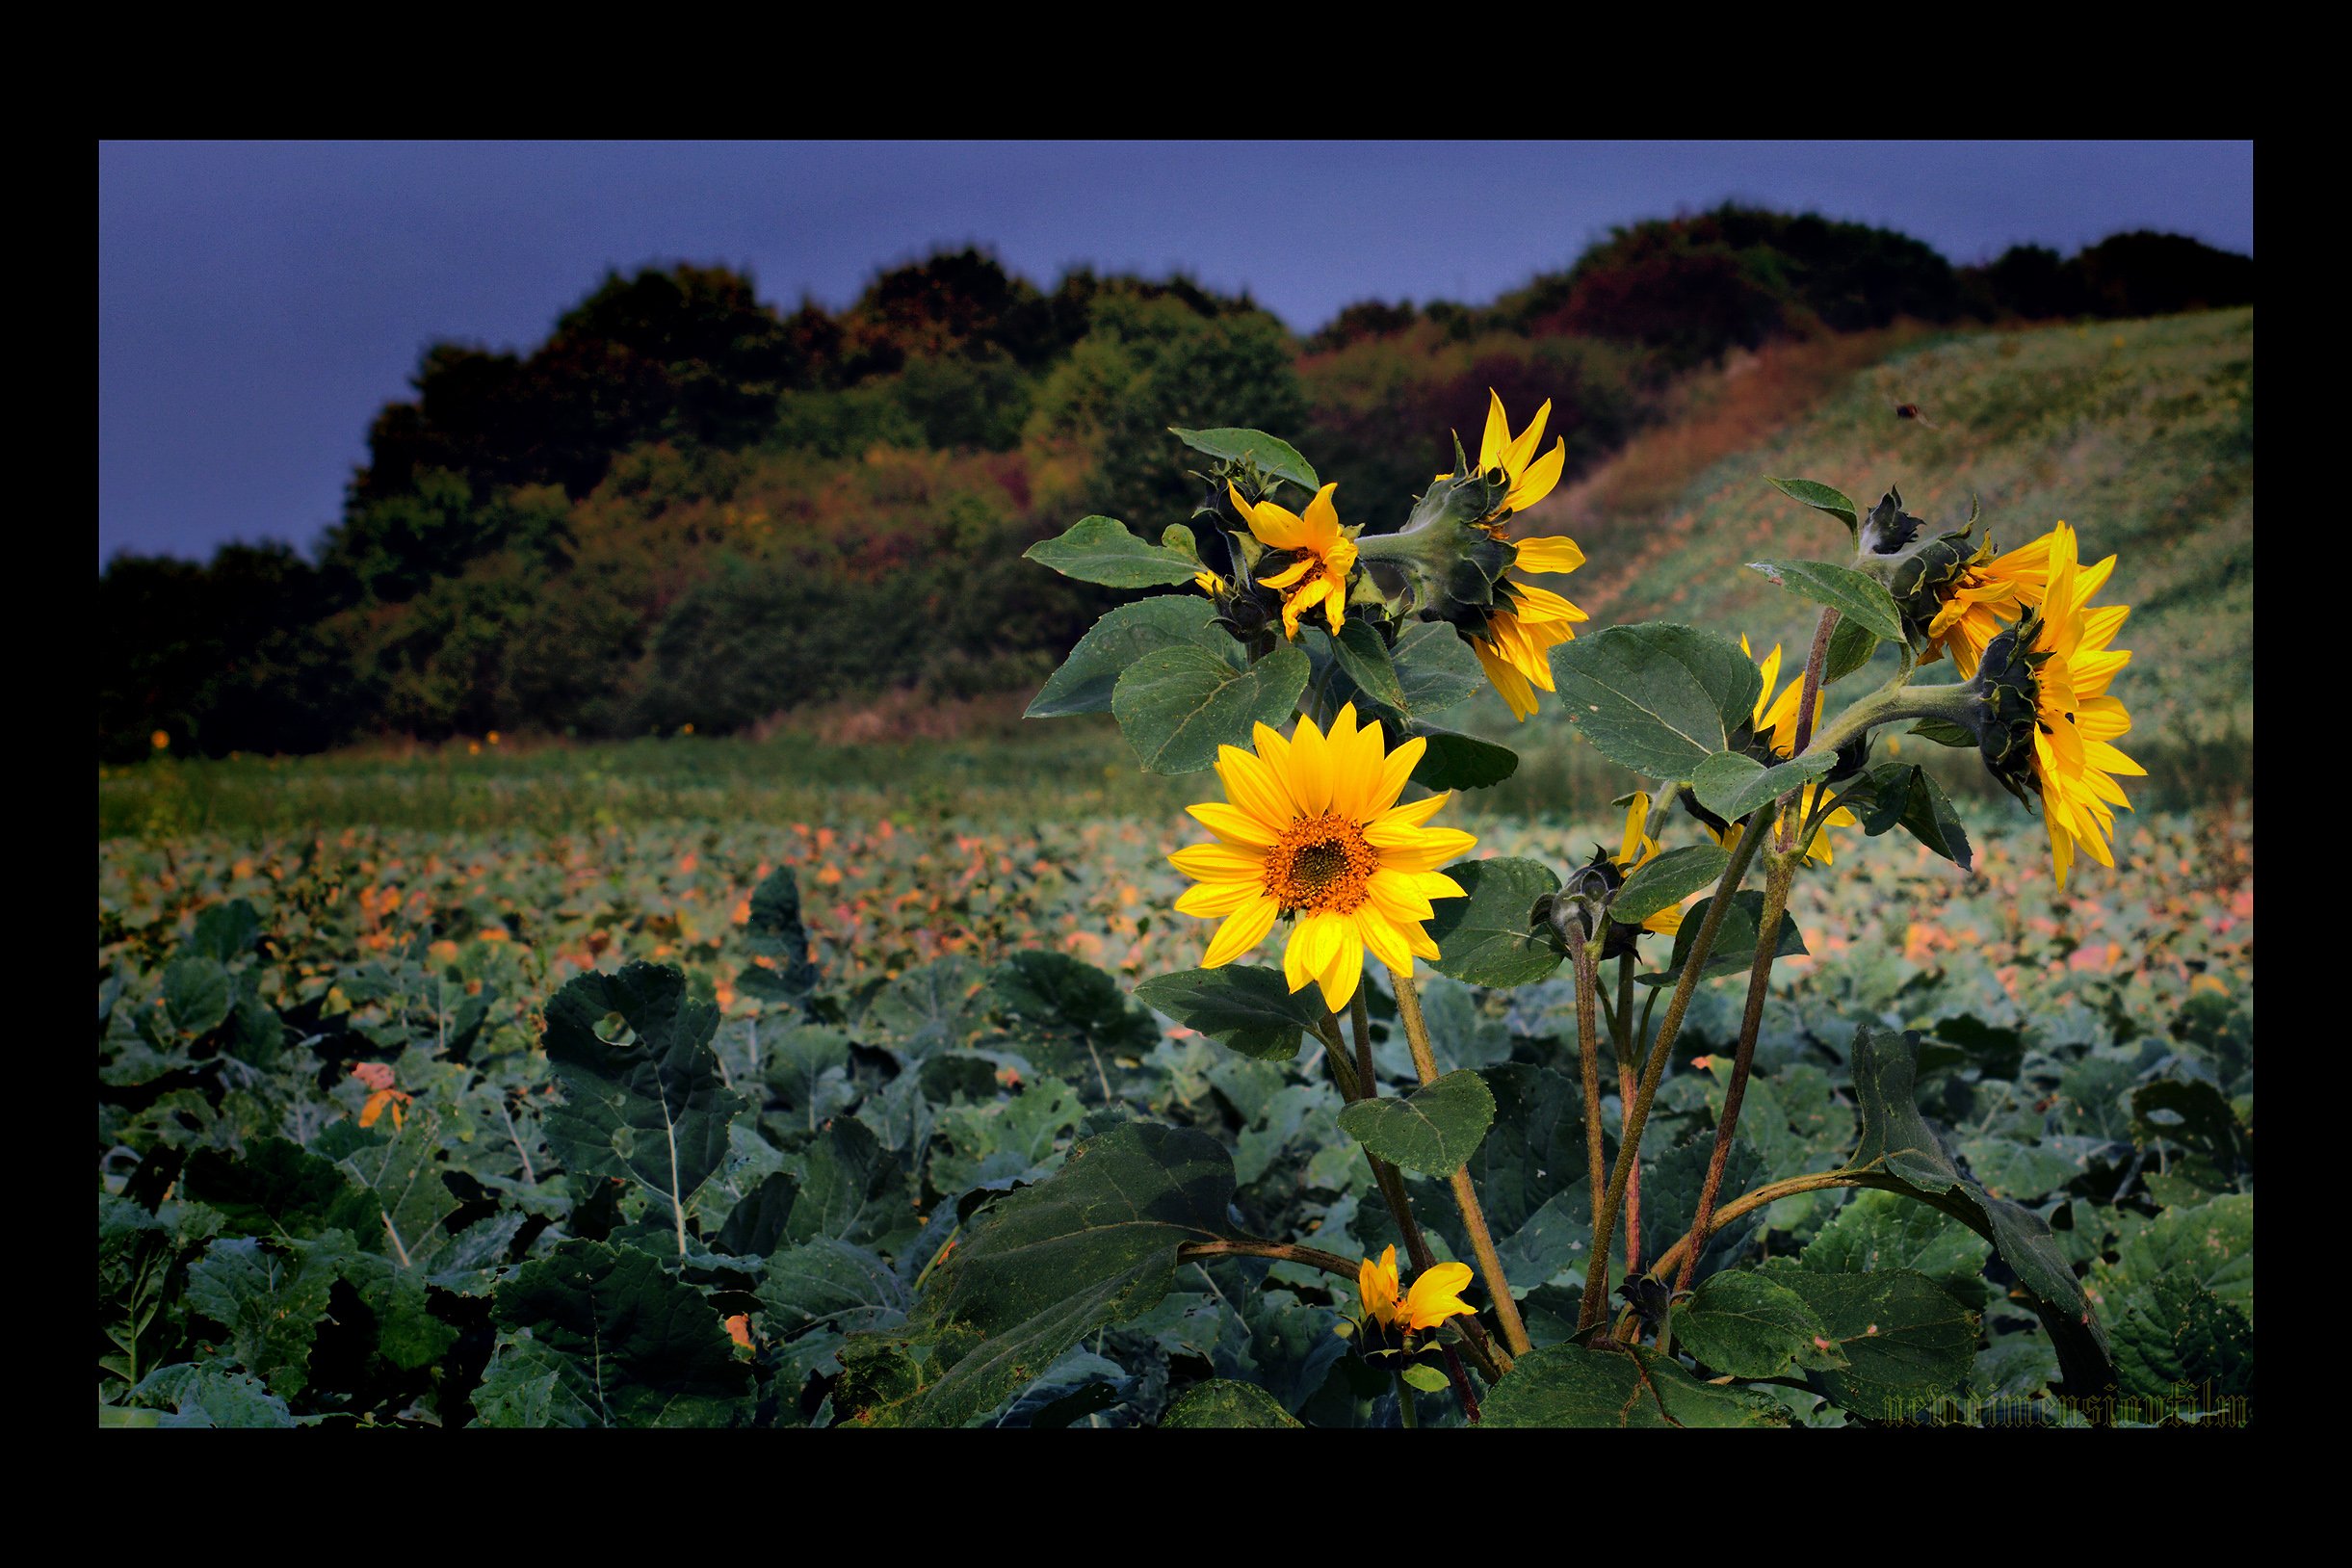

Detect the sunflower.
xmin=1357 ymin=1245 xmax=1477 ymax=1336
xmin=1470 ymin=536 xmax=1590 ymax=721
xmin=1711 ymin=639 xmax=1858 ymax=867
xmin=1738 ymin=635 xmax=1820 ymax=758
xmin=1919 ymin=531 xmax=2069 ymax=678
xmin=1230 ymin=482 xmax=1356 ymax=638
xmin=1439 ymin=389 xmax=1569 ymax=520
xmin=1984 ymin=524 xmax=2139 ymax=887
xmin=1169 ymin=704 xmax=1476 ymax=1012
xmin=1610 ymin=791 xmax=1684 ymax=937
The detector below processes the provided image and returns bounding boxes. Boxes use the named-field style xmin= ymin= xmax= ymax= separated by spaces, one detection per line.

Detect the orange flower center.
xmin=1263 ymin=812 xmax=1377 ymax=915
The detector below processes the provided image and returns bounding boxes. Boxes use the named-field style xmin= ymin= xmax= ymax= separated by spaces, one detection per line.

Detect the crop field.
xmin=97 ymin=764 xmax=2252 ymax=1427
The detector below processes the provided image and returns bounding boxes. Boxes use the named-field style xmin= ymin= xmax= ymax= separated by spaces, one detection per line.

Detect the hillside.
xmin=1514 ymin=307 xmax=2253 ymax=757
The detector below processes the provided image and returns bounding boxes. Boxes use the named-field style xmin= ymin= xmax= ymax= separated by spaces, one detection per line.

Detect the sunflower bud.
xmin=1535 ymin=851 xmax=1644 ymax=957
xmin=1967 ymin=608 xmax=2047 ymax=804
xmin=1856 ymin=487 xmax=1989 ymax=646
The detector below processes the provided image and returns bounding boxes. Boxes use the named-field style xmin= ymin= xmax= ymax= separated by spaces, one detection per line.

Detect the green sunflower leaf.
xmin=1845 ymin=1026 xmax=2115 ymax=1403
xmin=539 ymin=962 xmax=748 ymax=1248
xmin=483 ymin=1240 xmax=753 ymax=1427
xmin=1337 ymin=1069 xmax=1497 ymax=1176
xmin=1690 ymin=748 xmax=1840 ymax=823
xmin=1481 ymin=1345 xmax=1789 ymax=1427
xmin=1669 ymin=1269 xmax=1849 ymax=1380
xmin=1763 ymin=475 xmax=1862 ymax=535
xmin=1823 ymin=616 xmax=1882 ymax=683
xmin=1745 ymin=559 xmax=1906 ymax=642
xmin=1112 ymin=643 xmax=1311 ymax=774
xmin=1425 ymin=857 xmax=1562 ymax=988
xmin=1407 ymin=724 xmax=1519 ymax=791
xmin=1027 ymin=596 xmax=1229 ymax=719
xmin=1133 ymin=966 xmax=1326 ymax=1062
xmin=1161 ymin=1379 xmax=1305 ymax=1427
xmin=1025 ymin=515 xmax=1207 ymax=588
xmin=1167 ymin=427 xmax=1320 ymax=491
xmin=1637 ymin=889 xmax=1806 ymax=987
xmin=1550 ymin=623 xmax=1763 ymax=779
xmin=1769 ymin=1268 xmax=1979 ymax=1421
xmin=835 ymin=1123 xmax=1241 ymax=1427
xmin=1612 ymin=844 xmax=1730 ymax=927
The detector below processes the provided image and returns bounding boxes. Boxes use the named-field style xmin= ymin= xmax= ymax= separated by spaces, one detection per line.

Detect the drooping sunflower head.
xmin=1230 ymin=482 xmax=1357 ymax=639
xmin=1918 ymin=528 xmax=2064 ymax=678
xmin=1169 ymin=703 xmax=1477 ymax=1011
xmin=1968 ymin=524 xmax=2140 ymax=887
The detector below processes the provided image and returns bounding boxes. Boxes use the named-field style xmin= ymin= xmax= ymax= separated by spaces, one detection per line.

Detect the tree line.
xmin=98 ymin=207 xmax=2253 ymax=761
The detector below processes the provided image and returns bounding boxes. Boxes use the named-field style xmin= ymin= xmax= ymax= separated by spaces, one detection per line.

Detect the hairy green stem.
xmin=1804 ymin=678 xmax=1975 ymax=761
xmin=1577 ymin=813 xmax=1770 ymax=1331
xmin=1396 ymin=1370 xmax=1421 ymax=1427
xmin=1391 ymin=966 xmax=1534 ymax=1359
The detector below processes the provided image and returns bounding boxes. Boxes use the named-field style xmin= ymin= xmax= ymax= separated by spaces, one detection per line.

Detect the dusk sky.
xmin=97 ymin=140 xmax=2254 ymax=565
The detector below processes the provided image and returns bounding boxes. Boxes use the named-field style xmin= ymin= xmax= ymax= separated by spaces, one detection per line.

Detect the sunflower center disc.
xmin=1264 ymin=812 xmax=1376 ymax=916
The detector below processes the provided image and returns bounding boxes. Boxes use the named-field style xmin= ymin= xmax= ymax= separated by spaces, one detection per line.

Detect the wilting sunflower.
xmin=1356 ymin=1244 xmax=1477 ymax=1336
xmin=1230 ymin=482 xmax=1356 ymax=638
xmin=1918 ymin=531 xmax=2071 ymax=678
xmin=1169 ymin=704 xmax=1476 ymax=1012
xmin=1974 ymin=523 xmax=2139 ymax=886
xmin=1610 ymin=791 xmax=1684 ymax=937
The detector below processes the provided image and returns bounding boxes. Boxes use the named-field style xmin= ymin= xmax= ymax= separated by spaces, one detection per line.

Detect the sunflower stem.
xmin=1614 ymin=952 xmax=1642 ymax=1275
xmin=1562 ymin=914 xmax=1610 ymax=1250
xmin=1390 ymin=967 xmax=1534 ymax=1359
xmin=1577 ymin=813 xmax=1769 ymax=1332
xmin=1803 ymin=679 xmax=1977 ymax=761
xmin=1396 ymin=1370 xmax=1420 ymax=1428
xmin=1672 ymin=844 xmax=1799 ymax=1306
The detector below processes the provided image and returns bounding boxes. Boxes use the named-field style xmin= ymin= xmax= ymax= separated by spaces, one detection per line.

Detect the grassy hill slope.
xmin=1518 ymin=307 xmax=2252 ymax=754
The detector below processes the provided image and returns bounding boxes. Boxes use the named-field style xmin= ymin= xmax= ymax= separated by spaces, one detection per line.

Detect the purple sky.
xmin=97 ymin=140 xmax=2254 ymax=566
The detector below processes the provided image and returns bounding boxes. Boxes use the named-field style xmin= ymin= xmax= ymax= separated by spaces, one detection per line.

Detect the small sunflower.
xmin=1739 ymin=635 xmax=1820 ymax=758
xmin=1169 ymin=703 xmax=1476 ymax=1012
xmin=1715 ymin=638 xmax=1858 ymax=867
xmin=1356 ymin=1244 xmax=1477 ymax=1336
xmin=1230 ymin=482 xmax=1356 ymax=638
xmin=1977 ymin=523 xmax=2140 ymax=886
xmin=1610 ymin=791 xmax=1684 ymax=937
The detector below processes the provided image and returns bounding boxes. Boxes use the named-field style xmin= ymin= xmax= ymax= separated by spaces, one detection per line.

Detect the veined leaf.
xmin=1024 ymin=515 xmax=1204 ymax=588
xmin=1551 ymin=623 xmax=1762 ymax=778
xmin=540 ymin=962 xmax=748 ymax=1249
xmin=1112 ymin=643 xmax=1310 ymax=774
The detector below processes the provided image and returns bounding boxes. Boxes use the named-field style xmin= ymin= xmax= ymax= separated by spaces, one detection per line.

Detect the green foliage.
xmin=1551 ymin=623 xmax=1763 ymax=778
xmin=1337 ymin=1071 xmax=1496 ymax=1176
xmin=97 ymin=797 xmax=2251 ymax=1426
